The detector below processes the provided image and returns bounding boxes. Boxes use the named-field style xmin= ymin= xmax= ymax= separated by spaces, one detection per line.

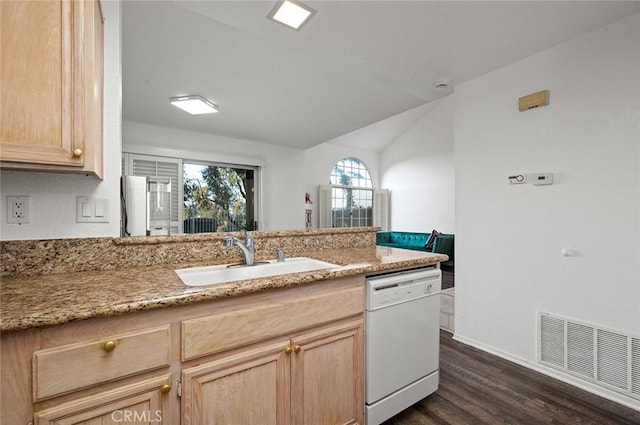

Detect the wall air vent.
xmin=540 ymin=314 xmax=564 ymax=368
xmin=567 ymin=322 xmax=594 ymax=378
xmin=632 ymin=338 xmax=640 ymax=395
xmin=538 ymin=312 xmax=640 ymax=401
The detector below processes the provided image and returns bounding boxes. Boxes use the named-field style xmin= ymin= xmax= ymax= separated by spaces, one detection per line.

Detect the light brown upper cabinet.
xmin=0 ymin=0 xmax=104 ymax=178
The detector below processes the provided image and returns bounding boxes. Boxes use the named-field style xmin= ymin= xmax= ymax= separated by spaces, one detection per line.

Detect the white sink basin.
xmin=175 ymin=257 xmax=339 ymax=287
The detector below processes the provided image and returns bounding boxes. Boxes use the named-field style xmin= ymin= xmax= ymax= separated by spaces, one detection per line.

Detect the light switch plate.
xmin=76 ymin=197 xmax=109 ymax=223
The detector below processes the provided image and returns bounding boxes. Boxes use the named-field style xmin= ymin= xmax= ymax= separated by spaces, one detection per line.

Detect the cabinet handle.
xmin=103 ymin=341 xmax=117 ymax=352
xmin=293 ymin=345 xmax=301 ymax=353
xmin=284 ymin=346 xmax=293 ymax=355
xmin=160 ymin=384 xmax=171 ymax=394
xmin=72 ymin=148 xmax=83 ymax=157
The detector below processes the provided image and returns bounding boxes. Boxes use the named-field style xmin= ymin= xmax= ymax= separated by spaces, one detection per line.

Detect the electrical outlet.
xmin=7 ymin=196 xmax=30 ymax=224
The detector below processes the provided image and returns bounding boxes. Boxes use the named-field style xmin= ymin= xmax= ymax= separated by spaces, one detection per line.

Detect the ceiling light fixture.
xmin=267 ymin=0 xmax=316 ymax=31
xmin=170 ymin=95 xmax=218 ymax=115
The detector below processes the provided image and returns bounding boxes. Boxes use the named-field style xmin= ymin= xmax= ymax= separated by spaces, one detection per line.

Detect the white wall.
xmin=380 ymin=97 xmax=455 ymax=233
xmin=123 ymin=121 xmax=306 ymax=231
xmin=123 ymin=121 xmax=380 ymax=231
xmin=454 ymin=12 xmax=640 ymax=401
xmin=0 ymin=1 xmax=122 ymax=240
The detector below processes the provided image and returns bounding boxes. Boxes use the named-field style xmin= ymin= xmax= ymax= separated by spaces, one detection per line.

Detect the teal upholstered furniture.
xmin=376 ymin=231 xmax=454 ymax=267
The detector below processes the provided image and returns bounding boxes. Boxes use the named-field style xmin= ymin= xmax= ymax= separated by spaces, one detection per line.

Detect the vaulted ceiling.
xmin=122 ymin=1 xmax=640 ymax=151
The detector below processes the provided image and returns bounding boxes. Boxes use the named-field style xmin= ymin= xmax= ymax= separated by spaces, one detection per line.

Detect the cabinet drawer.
xmin=33 ymin=325 xmax=170 ymax=400
xmin=182 ymin=286 xmax=364 ymax=361
xmin=34 ymin=374 xmax=171 ymax=425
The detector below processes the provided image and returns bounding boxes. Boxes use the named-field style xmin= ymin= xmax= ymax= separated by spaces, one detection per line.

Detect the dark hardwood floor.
xmin=383 ymin=331 xmax=640 ymax=425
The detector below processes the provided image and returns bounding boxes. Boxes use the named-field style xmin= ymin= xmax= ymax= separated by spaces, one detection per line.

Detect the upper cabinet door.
xmin=0 ymin=0 xmax=104 ymax=178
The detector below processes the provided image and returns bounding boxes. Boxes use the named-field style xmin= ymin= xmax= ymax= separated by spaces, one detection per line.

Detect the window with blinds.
xmin=123 ymin=153 xmax=182 ymax=234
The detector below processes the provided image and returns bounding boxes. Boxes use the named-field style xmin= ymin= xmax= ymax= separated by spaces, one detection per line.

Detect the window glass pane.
xmin=330 ymin=157 xmax=372 ymax=188
xmin=183 ymin=163 xmax=256 ymax=233
xmin=328 ymin=157 xmax=374 ymax=228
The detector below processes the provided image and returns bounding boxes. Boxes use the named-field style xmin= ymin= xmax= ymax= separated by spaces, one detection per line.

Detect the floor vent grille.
xmin=538 ymin=312 xmax=640 ymax=400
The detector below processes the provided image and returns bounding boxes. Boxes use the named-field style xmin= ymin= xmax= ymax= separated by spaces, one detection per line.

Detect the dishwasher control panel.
xmin=366 ymin=268 xmax=441 ymax=311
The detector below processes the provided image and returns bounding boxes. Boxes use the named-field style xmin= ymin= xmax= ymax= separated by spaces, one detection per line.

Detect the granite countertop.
xmin=0 ymin=247 xmax=447 ymax=334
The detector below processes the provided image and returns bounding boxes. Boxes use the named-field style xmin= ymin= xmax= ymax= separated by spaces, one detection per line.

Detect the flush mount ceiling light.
xmin=170 ymin=95 xmax=218 ymax=115
xmin=267 ymin=0 xmax=316 ymax=30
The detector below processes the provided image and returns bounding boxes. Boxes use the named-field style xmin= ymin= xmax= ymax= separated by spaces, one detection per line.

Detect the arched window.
xmin=330 ymin=157 xmax=373 ymax=188
xmin=326 ymin=157 xmax=375 ymax=228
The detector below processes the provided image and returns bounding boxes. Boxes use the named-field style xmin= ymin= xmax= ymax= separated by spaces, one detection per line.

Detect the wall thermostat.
xmin=533 ymin=173 xmax=553 ymax=186
xmin=508 ymin=174 xmax=527 ymax=184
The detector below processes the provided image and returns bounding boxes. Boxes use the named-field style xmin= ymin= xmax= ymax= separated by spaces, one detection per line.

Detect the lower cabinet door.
xmin=34 ymin=375 xmax=172 ymax=425
xmin=290 ymin=319 xmax=364 ymax=425
xmin=181 ymin=338 xmax=290 ymax=425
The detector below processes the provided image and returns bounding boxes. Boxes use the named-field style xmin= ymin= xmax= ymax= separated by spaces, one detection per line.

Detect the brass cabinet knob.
xmin=72 ymin=148 xmax=83 ymax=157
xmin=293 ymin=345 xmax=301 ymax=353
xmin=160 ymin=384 xmax=171 ymax=394
xmin=284 ymin=346 xmax=293 ymax=355
xmin=103 ymin=341 xmax=117 ymax=352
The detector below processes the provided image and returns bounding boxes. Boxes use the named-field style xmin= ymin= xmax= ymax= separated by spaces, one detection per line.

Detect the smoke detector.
xmin=433 ymin=80 xmax=449 ymax=90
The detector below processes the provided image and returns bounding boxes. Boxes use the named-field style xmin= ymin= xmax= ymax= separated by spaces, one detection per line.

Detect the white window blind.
xmin=123 ymin=153 xmax=182 ymax=234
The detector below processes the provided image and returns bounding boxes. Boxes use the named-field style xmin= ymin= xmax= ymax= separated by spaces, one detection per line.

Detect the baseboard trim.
xmin=452 ymin=332 xmax=640 ymax=412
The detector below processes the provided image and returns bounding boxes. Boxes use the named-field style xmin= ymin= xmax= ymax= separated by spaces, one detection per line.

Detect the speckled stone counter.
xmin=1 ymin=228 xmax=377 ymax=278
xmin=1 ymin=246 xmax=446 ymax=333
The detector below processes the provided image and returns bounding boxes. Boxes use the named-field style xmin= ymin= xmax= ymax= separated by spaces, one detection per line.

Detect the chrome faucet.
xmin=223 ymin=232 xmax=255 ymax=266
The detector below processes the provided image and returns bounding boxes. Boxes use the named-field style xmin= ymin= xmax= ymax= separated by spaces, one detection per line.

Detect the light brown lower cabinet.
xmin=181 ymin=338 xmax=290 ymax=424
xmin=0 ymin=275 xmax=365 ymax=425
xmin=34 ymin=375 xmax=172 ymax=425
xmin=290 ymin=320 xmax=363 ymax=425
xmin=181 ymin=320 xmax=364 ymax=425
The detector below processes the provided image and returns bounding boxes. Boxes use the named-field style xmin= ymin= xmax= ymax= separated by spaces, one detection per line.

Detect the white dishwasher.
xmin=365 ymin=267 xmax=441 ymax=425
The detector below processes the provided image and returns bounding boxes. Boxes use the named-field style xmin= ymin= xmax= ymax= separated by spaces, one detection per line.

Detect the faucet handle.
xmin=277 ymin=249 xmax=286 ymax=262
xmin=245 ymin=231 xmax=254 ymax=248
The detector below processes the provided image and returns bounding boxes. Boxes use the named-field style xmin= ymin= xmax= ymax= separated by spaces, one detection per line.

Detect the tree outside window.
xmin=183 ymin=163 xmax=255 ymax=232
